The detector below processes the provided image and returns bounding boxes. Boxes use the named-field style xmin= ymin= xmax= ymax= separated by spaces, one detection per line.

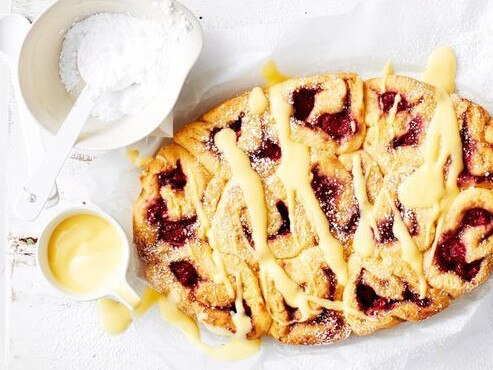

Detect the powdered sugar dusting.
xmin=58 ymin=3 xmax=194 ymax=123
xmin=59 ymin=13 xmax=170 ymax=122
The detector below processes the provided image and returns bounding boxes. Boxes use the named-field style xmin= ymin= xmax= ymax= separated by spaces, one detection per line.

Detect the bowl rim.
xmin=17 ymin=0 xmax=203 ymax=151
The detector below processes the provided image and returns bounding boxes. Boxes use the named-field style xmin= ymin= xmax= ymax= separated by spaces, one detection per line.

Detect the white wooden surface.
xmin=3 ymin=1 xmax=358 ymax=368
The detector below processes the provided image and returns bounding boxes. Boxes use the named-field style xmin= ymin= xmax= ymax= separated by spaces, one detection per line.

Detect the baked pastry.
xmin=133 ymin=72 xmax=493 ymax=345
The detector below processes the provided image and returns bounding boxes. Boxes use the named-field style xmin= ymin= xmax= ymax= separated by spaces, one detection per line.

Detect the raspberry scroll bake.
xmin=133 ymin=68 xmax=493 ymax=344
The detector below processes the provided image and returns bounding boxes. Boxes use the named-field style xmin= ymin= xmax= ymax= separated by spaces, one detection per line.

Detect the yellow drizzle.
xmin=214 ymin=128 xmax=320 ymax=320
xmin=398 ymin=88 xmax=461 ymax=209
xmin=187 ymin=166 xmax=210 ymax=237
xmin=134 ymin=287 xmax=162 ymax=316
xmin=387 ymin=93 xmax=401 ymax=130
xmin=398 ymin=47 xmax=462 ymax=268
xmin=188 ymin=162 xmax=235 ymax=299
xmin=160 ymin=292 xmax=260 ymax=361
xmin=351 ymin=154 xmax=378 ymax=257
xmin=211 ymin=246 xmax=235 ymax=298
xmin=97 ymin=298 xmax=133 ymax=335
xmin=97 ymin=286 xmax=161 ymax=335
xmin=248 ymin=87 xmax=268 ymax=115
xmin=231 ymin=272 xmax=253 ymax=337
xmin=387 ymin=194 xmax=427 ymax=298
xmin=261 ymin=60 xmax=289 ymax=87
xmin=421 ymin=47 xmax=456 ymax=94
xmin=127 ymin=149 xmax=153 ymax=167
xmin=270 ymin=85 xmax=348 ymax=286
xmin=381 ymin=60 xmax=394 ymax=91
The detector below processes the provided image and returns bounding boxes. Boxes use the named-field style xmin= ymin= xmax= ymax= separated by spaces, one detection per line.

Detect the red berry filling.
xmin=376 ymin=214 xmax=419 ymax=244
xmin=270 ymin=200 xmax=291 ymax=238
xmin=311 ymin=166 xmax=360 ymax=240
xmin=169 ymin=260 xmax=200 ymax=288
xmin=230 ymin=299 xmax=253 ymax=318
xmin=146 ymin=198 xmax=197 ymax=247
xmin=457 ymin=124 xmax=493 ymax=188
xmin=434 ymin=208 xmax=493 ymax=281
xmin=206 ymin=113 xmax=245 ymax=153
xmin=146 ymin=198 xmax=168 ymax=225
xmin=247 ymin=201 xmax=291 ymax=243
xmin=305 ymin=309 xmax=345 ymax=331
xmin=322 ymin=267 xmax=337 ymax=301
xmin=435 ymin=237 xmax=482 ymax=282
xmin=379 ymin=91 xmax=409 ymax=113
xmin=157 ymin=217 xmax=197 ymax=247
xmin=356 ymin=281 xmax=394 ymax=315
xmin=283 ymin=300 xmax=299 ymax=322
xmin=228 ymin=112 xmax=244 ymax=134
xmin=391 ymin=117 xmax=424 ymax=148
xmin=401 ymin=284 xmax=431 ymax=308
xmin=291 ymin=85 xmax=357 ymax=142
xmin=458 ymin=170 xmax=493 ymax=188
xmin=356 ymin=273 xmax=430 ymax=316
xmin=292 ymin=87 xmax=320 ymax=121
xmin=249 ymin=138 xmax=282 ymax=163
xmin=241 ymin=219 xmax=254 ymax=247
xmin=463 ymin=208 xmax=493 ymax=227
xmin=376 ymin=217 xmax=397 ymax=244
xmin=344 ymin=210 xmax=361 ymax=237
xmin=376 ymin=201 xmax=419 ymax=244
xmin=312 ymin=107 xmax=355 ymax=142
xmin=157 ymin=160 xmax=187 ymax=191
xmin=395 ymin=200 xmax=419 ymax=236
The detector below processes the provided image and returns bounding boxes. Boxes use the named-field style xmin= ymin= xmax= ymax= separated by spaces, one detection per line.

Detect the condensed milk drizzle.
xmin=261 ymin=59 xmax=290 ymax=87
xmin=91 ymin=47 xmax=463 ymax=360
xmin=214 ymin=128 xmax=321 ymax=321
xmin=351 ymin=153 xmax=378 ymax=257
xmin=381 ymin=60 xmax=394 ymax=91
xmin=248 ymin=86 xmax=268 ymax=115
xmin=397 ymin=47 xmax=462 ymax=269
xmin=270 ymin=85 xmax=348 ymax=286
xmin=160 ymin=292 xmax=261 ymax=361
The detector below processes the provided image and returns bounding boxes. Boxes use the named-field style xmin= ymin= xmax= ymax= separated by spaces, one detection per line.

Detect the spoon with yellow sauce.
xmin=37 ymin=206 xmax=141 ymax=333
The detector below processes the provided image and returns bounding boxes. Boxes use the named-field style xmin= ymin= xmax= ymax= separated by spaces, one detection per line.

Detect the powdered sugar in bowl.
xmin=18 ymin=0 xmax=203 ymax=150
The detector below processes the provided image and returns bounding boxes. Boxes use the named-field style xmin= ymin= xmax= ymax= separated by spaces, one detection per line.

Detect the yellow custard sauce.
xmin=47 ymin=214 xmax=123 ymax=294
xmin=127 ymin=149 xmax=153 ymax=168
xmin=97 ymin=298 xmax=133 ymax=335
xmin=97 ymin=287 xmax=161 ymax=335
xmin=97 ymin=286 xmax=261 ymax=359
xmin=261 ymin=59 xmax=290 ymax=87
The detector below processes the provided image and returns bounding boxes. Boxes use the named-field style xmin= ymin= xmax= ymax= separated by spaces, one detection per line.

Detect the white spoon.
xmin=15 ymin=36 xmax=132 ymax=221
xmin=0 ymin=14 xmax=59 ymax=208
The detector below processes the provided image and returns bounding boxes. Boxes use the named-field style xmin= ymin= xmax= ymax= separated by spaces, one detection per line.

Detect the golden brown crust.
xmin=134 ymin=73 xmax=493 ymax=345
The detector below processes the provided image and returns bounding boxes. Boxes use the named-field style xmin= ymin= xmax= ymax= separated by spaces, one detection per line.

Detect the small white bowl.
xmin=18 ymin=0 xmax=203 ymax=150
xmin=37 ymin=205 xmax=140 ymax=308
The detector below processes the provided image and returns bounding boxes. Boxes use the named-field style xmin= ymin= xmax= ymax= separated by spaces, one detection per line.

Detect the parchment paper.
xmin=86 ymin=0 xmax=493 ymax=368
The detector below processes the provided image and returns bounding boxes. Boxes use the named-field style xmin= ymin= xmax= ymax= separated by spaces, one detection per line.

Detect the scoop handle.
xmin=14 ymin=87 xmax=98 ymax=221
xmin=111 ymin=281 xmax=141 ymax=310
xmin=12 ymin=67 xmax=60 ymax=205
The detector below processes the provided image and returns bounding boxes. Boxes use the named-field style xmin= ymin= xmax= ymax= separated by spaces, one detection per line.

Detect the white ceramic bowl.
xmin=18 ymin=0 xmax=203 ymax=150
xmin=37 ymin=205 xmax=140 ymax=307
